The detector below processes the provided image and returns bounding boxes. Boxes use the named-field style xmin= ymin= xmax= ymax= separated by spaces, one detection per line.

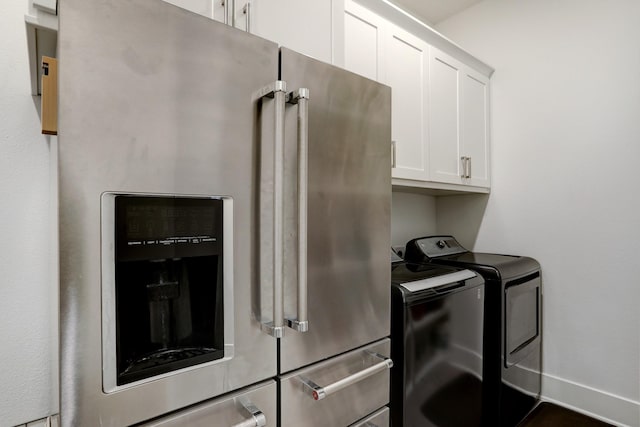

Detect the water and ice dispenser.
xmin=102 ymin=195 xmax=231 ymax=388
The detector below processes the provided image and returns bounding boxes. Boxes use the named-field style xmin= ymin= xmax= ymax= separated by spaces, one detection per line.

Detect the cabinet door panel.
xmin=387 ymin=29 xmax=429 ymax=181
xmin=161 ymin=0 xmax=221 ymax=21
xmin=461 ymin=70 xmax=490 ymax=187
xmin=344 ymin=1 xmax=383 ymax=81
xmin=429 ymin=49 xmax=462 ymax=184
xmin=251 ymin=0 xmax=333 ymax=63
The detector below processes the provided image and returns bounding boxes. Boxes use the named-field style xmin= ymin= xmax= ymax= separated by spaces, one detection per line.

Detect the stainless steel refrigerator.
xmin=57 ymin=0 xmax=391 ymax=425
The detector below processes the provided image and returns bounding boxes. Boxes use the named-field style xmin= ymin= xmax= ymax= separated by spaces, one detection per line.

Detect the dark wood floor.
xmin=518 ymin=402 xmax=615 ymax=427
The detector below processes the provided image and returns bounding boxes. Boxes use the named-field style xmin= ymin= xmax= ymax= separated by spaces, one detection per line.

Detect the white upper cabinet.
xmin=429 ymin=47 xmax=490 ymax=188
xmin=385 ymin=27 xmax=430 ymax=181
xmin=162 ymin=0 xmax=335 ymax=64
xmin=162 ymin=0 xmax=224 ymax=21
xmin=461 ymin=68 xmax=490 ymax=188
xmin=343 ymin=0 xmax=429 ymax=181
xmin=250 ymin=0 xmax=335 ymax=64
xmin=344 ymin=2 xmax=383 ymax=81
xmin=429 ymin=48 xmax=462 ymax=184
xmin=162 ymin=0 xmax=251 ymax=30
xmin=340 ymin=1 xmax=492 ymax=193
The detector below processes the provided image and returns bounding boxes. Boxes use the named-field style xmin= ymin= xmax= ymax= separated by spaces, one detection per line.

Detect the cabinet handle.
xmin=222 ymin=0 xmax=235 ymax=26
xmin=299 ymin=352 xmax=393 ymax=401
xmin=286 ymin=88 xmax=310 ymax=333
xmin=231 ymin=401 xmax=267 ymax=427
xmin=256 ymin=81 xmax=288 ymax=339
xmin=242 ymin=2 xmax=251 ymax=32
xmin=460 ymin=156 xmax=471 ymax=179
xmin=391 ymin=141 xmax=397 ymax=168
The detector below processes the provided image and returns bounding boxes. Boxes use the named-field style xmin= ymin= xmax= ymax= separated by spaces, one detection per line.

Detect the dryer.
xmin=404 ymin=236 xmax=542 ymax=427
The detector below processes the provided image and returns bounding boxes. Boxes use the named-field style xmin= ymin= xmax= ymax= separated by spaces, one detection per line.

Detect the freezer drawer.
xmin=138 ymin=380 xmax=277 ymax=427
xmin=350 ymin=407 xmax=390 ymax=427
xmin=279 ymin=339 xmax=391 ymax=426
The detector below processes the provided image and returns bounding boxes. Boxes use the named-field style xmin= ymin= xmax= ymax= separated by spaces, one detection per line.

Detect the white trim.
xmin=541 ymin=372 xmax=640 ymax=427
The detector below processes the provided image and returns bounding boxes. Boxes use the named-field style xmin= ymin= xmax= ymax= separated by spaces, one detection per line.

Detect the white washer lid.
xmin=399 ymin=269 xmax=477 ymax=293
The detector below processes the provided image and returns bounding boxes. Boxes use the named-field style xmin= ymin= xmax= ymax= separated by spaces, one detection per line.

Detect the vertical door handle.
xmin=256 ymin=81 xmax=287 ymax=338
xmin=286 ymin=88 xmax=310 ymax=333
xmin=460 ymin=156 xmax=471 ymax=179
xmin=231 ymin=401 xmax=267 ymax=427
xmin=242 ymin=2 xmax=251 ymax=32
xmin=222 ymin=0 xmax=235 ymax=26
xmin=391 ymin=141 xmax=396 ymax=168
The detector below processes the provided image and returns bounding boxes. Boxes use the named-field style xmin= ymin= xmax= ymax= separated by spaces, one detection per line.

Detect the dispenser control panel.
xmin=115 ymin=195 xmax=223 ymax=261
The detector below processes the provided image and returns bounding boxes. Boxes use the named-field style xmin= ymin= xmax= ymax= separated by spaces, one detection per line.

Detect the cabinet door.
xmin=250 ymin=0 xmax=334 ymax=63
xmin=161 ymin=0 xmax=224 ymax=21
xmin=343 ymin=0 xmax=384 ymax=81
xmin=386 ymin=25 xmax=430 ymax=181
xmin=429 ymin=48 xmax=463 ymax=185
xmin=461 ymin=68 xmax=490 ymax=187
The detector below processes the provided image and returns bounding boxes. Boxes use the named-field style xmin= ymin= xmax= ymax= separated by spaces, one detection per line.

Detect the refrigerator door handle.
xmin=256 ymin=81 xmax=287 ymax=339
xmin=286 ymin=88 xmax=310 ymax=333
xmin=298 ymin=352 xmax=393 ymax=401
xmin=231 ymin=401 xmax=267 ymax=427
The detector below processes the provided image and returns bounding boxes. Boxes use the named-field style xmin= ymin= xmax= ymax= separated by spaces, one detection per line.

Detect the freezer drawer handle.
xmin=299 ymin=352 xmax=393 ymax=401
xmin=257 ymin=81 xmax=288 ymax=339
xmin=231 ymin=402 xmax=267 ymax=427
xmin=285 ymin=88 xmax=310 ymax=333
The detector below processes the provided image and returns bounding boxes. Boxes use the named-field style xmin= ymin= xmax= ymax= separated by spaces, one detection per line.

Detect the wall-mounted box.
xmin=41 ymin=56 xmax=57 ymax=135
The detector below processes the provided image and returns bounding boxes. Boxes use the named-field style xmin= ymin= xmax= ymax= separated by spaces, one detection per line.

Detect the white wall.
xmin=391 ymin=191 xmax=437 ymax=249
xmin=435 ymin=1 xmax=640 ymax=425
xmin=0 ymin=2 xmax=58 ymax=426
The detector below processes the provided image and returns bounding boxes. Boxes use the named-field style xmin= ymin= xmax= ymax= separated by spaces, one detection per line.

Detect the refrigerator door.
xmin=279 ymin=339 xmax=391 ymax=427
xmin=58 ymin=0 xmax=279 ymax=425
xmin=139 ymin=380 xmax=277 ymax=427
xmin=277 ymin=48 xmax=392 ymax=373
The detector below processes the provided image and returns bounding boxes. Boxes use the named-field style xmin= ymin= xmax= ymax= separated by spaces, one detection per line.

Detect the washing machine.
xmin=404 ymin=236 xmax=542 ymax=427
xmin=391 ymin=249 xmax=485 ymax=427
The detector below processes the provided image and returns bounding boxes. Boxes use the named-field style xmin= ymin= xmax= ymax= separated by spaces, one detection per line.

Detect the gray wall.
xmin=435 ymin=0 xmax=640 ymax=425
xmin=0 ymin=2 xmax=59 ymax=426
xmin=391 ymin=191 xmax=437 ymax=248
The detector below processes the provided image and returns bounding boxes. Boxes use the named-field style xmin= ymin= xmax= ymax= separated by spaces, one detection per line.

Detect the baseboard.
xmin=541 ymin=373 xmax=640 ymax=427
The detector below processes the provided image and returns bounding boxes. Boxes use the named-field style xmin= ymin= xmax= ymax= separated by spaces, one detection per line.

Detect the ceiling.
xmin=389 ymin=0 xmax=483 ymax=24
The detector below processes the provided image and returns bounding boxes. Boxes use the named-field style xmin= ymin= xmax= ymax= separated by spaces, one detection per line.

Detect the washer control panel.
xmin=409 ymin=235 xmax=468 ymax=259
